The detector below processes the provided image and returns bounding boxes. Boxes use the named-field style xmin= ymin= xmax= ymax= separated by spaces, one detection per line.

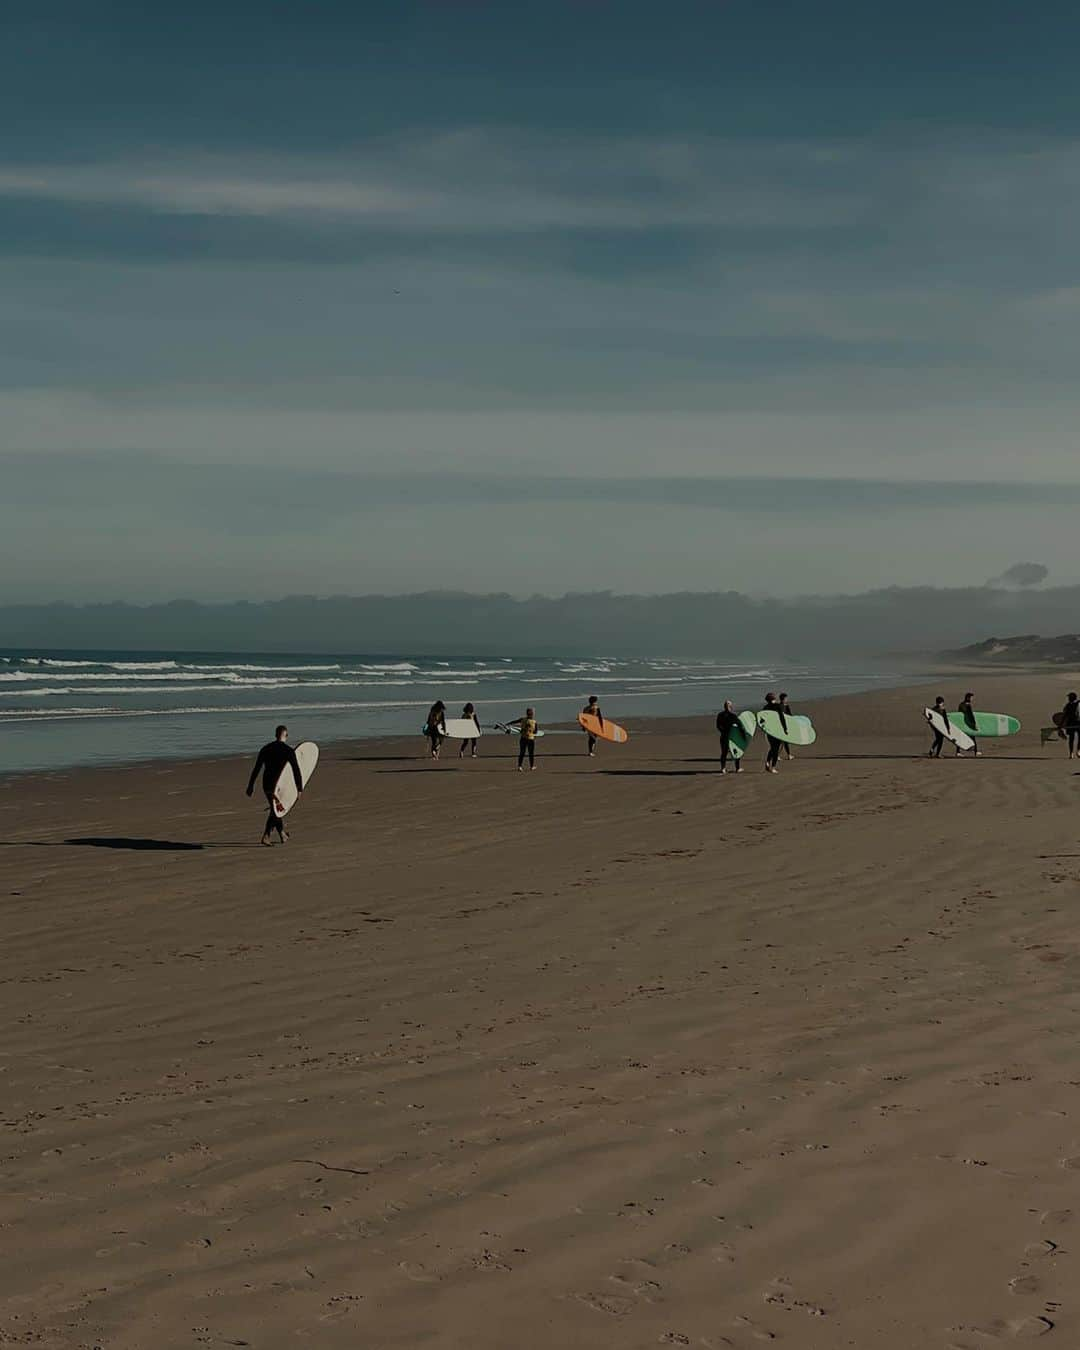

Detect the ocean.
xmin=0 ymin=649 xmax=915 ymax=774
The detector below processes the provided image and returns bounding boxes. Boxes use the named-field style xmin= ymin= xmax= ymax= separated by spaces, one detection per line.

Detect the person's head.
xmin=778 ymin=691 xmax=788 ymax=702
xmin=765 ymin=691 xmax=777 ymax=704
xmin=935 ymin=696 xmax=946 ymax=708
xmin=526 ymin=707 xmax=535 ymax=718
xmin=964 ymin=691 xmax=974 ymax=702
xmin=1069 ymin=692 xmax=1078 ymax=702
xmin=588 ymin=695 xmax=598 ymax=707
xmin=723 ymin=699 xmax=734 ymax=712
xmin=433 ymin=700 xmax=445 ymax=712
xmin=463 ymin=702 xmax=475 ymax=714
xmin=275 ymin=724 xmax=289 ymax=740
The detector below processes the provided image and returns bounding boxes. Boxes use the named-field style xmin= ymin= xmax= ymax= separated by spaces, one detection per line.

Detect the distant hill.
xmin=5 ymin=587 xmax=1080 ymax=658
xmin=943 ymin=634 xmax=1080 ymax=665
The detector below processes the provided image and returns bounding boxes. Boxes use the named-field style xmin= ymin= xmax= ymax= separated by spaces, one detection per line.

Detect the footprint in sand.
xmin=960 ymin=1314 xmax=1055 ymax=1340
xmin=1008 ymin=1275 xmax=1040 ymax=1296
xmin=1009 ymin=1316 xmax=1055 ymax=1338
xmin=573 ymin=1291 xmax=635 ymax=1317
xmin=1040 ymin=1209 xmax=1071 ymax=1226
xmin=398 ymin=1261 xmax=441 ymax=1283
xmin=607 ymin=1273 xmax=663 ymax=1303
xmin=732 ymin=1314 xmax=776 ymax=1341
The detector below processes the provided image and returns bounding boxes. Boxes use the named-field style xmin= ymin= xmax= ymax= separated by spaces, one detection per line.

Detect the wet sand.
xmin=2 ymin=674 xmax=1079 ymax=1348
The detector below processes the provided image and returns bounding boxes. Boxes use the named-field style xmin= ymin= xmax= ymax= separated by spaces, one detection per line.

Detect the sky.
xmin=4 ymin=0 xmax=1080 ymax=602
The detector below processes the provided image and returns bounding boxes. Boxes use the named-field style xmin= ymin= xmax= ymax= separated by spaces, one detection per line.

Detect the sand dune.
xmin=2 ymin=675 xmax=1079 ymax=1348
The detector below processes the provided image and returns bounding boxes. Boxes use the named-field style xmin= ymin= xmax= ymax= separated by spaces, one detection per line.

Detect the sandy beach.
xmin=3 ymin=673 xmax=1079 ymax=1349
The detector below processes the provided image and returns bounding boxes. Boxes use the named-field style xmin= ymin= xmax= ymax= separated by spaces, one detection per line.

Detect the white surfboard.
xmin=272 ymin=741 xmax=319 ymax=818
xmin=924 ymin=708 xmax=973 ymax=752
xmin=441 ymin=718 xmax=482 ymax=739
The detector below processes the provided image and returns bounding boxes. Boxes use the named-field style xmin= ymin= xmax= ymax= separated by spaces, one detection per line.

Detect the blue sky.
xmin=4 ymin=1 xmax=1080 ymax=600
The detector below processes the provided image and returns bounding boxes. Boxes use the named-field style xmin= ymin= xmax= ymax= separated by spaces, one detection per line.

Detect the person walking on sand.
xmin=583 ymin=694 xmax=604 ymax=757
xmin=715 ymin=699 xmax=742 ymax=774
xmin=517 ymin=707 xmax=539 ymax=771
xmin=458 ymin=701 xmax=481 ymax=759
xmin=425 ymin=700 xmax=447 ymax=760
xmin=957 ymin=691 xmax=980 ymax=756
xmin=927 ymin=695 xmax=949 ymax=758
xmin=778 ymin=691 xmax=796 ymax=760
xmin=762 ymin=691 xmax=783 ymax=773
xmin=246 ymin=723 xmax=303 ymax=846
xmin=1062 ymin=691 xmax=1080 ymax=758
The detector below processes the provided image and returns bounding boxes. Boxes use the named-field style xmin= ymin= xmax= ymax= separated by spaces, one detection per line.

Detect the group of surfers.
xmin=423 ymin=694 xmax=608 ymax=769
xmin=246 ymin=687 xmax=1080 ymax=845
xmin=927 ymin=690 xmax=1080 ymax=758
xmin=715 ymin=690 xmax=796 ymax=775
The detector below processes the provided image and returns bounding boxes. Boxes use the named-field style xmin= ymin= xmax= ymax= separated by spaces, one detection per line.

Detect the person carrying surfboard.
xmin=246 ymin=724 xmax=303 ymax=846
xmin=517 ymin=708 xmax=539 ymax=771
xmin=778 ymin=692 xmax=796 ymax=760
xmin=582 ymin=695 xmax=604 ymax=756
xmin=458 ymin=702 xmax=481 ymax=759
xmin=715 ymin=699 xmax=742 ymax=774
xmin=762 ymin=692 xmax=783 ymax=773
xmin=928 ymin=695 xmax=949 ymax=757
xmin=957 ymin=692 xmax=980 ymax=757
xmin=425 ymin=700 xmax=447 ymax=761
xmin=1062 ymin=692 xmax=1080 ymax=758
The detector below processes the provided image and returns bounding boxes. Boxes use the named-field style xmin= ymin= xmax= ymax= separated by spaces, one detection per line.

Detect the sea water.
xmin=0 ymin=649 xmax=916 ymax=774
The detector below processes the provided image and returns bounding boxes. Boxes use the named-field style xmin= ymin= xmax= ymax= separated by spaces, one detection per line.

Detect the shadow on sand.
xmin=592 ymin=768 xmax=722 ymax=778
xmin=1 ymin=838 xmax=255 ymax=851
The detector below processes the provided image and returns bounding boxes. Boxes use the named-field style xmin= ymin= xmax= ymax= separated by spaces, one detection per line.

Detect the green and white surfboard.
xmin=948 ymin=711 xmax=1021 ymax=737
xmin=722 ymin=709 xmax=759 ymax=759
xmin=757 ymin=709 xmax=817 ymax=745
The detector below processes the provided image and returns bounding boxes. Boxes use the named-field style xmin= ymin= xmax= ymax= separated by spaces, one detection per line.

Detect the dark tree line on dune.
xmin=2 ymin=586 xmax=1078 ymax=658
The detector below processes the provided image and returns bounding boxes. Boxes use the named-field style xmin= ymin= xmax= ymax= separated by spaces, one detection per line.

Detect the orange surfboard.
xmin=578 ymin=712 xmax=629 ymax=744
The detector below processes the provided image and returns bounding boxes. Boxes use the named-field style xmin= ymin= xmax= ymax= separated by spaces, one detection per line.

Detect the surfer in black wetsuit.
xmin=715 ymin=699 xmax=742 ymax=774
xmin=957 ymin=692 xmax=980 ymax=756
xmin=458 ymin=702 xmax=480 ymax=759
xmin=927 ymin=695 xmax=949 ymax=757
xmin=1062 ymin=691 xmax=1080 ymax=758
xmin=583 ymin=695 xmax=604 ymax=756
xmin=762 ymin=691 xmax=783 ymax=773
xmin=425 ymin=701 xmax=447 ymax=760
xmin=778 ymin=692 xmax=795 ymax=760
xmin=246 ymin=724 xmax=303 ymax=846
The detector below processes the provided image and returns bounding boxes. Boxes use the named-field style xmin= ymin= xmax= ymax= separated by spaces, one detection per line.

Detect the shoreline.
xmin=0 ymin=668 xmax=955 ymax=783
xmin=4 ymin=672 xmax=1080 ymax=1348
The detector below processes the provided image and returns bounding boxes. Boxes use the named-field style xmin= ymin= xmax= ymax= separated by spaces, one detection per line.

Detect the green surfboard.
xmin=720 ymin=709 xmax=759 ymax=760
xmin=757 ymin=709 xmax=817 ymax=746
xmin=948 ymin=711 xmax=1021 ymax=737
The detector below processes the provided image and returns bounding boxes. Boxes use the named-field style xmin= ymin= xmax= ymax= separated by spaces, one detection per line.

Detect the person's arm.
xmin=246 ymin=747 xmax=265 ymax=795
xmin=287 ymin=746 xmax=304 ymax=794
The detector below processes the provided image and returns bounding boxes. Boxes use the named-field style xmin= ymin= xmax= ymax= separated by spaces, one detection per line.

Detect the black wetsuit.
xmin=459 ymin=709 xmax=480 ymax=757
xmin=929 ymin=707 xmax=947 ymax=757
xmin=957 ymin=700 xmax=977 ymax=755
xmin=715 ymin=709 xmax=742 ymax=771
xmin=1063 ymin=699 xmax=1080 ymax=754
xmin=778 ymin=700 xmax=795 ymax=758
xmin=583 ymin=705 xmax=602 ymax=754
xmin=248 ymin=740 xmax=303 ymax=839
xmin=763 ymin=702 xmax=783 ymax=770
xmin=426 ymin=707 xmax=446 ymax=756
